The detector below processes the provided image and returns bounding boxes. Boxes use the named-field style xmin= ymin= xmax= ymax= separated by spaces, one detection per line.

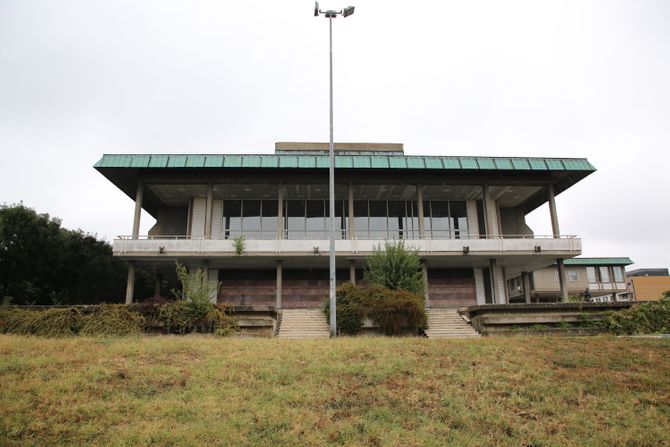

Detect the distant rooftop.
xmin=627 ymin=268 xmax=668 ymax=277
xmin=275 ymin=142 xmax=404 ymax=155
xmin=564 ymin=257 xmax=634 ymax=266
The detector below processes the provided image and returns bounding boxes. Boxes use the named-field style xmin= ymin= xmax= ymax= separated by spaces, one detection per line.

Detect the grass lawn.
xmin=1 ymin=335 xmax=669 ymax=446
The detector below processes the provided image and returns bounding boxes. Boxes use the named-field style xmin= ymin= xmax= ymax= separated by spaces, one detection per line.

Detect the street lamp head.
xmin=343 ymin=6 xmax=355 ymax=17
xmin=314 ymin=1 xmax=319 ymax=17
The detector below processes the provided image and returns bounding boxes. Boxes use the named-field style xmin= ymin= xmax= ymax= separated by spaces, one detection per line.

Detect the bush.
xmin=601 ymin=298 xmax=670 ymax=335
xmin=0 ymin=307 xmax=84 ymax=337
xmin=364 ymin=241 xmax=424 ymax=295
xmin=79 ymin=305 xmax=145 ymax=336
xmin=324 ymin=283 xmax=366 ymax=335
xmin=323 ymin=283 xmax=427 ymax=336
xmin=364 ymin=285 xmax=427 ymax=336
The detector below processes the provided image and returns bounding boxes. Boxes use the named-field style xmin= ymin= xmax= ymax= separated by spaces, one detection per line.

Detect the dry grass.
xmin=1 ymin=335 xmax=669 ymax=446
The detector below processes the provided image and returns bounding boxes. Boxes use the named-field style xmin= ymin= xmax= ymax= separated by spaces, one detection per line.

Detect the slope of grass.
xmin=1 ymin=335 xmax=669 ymax=446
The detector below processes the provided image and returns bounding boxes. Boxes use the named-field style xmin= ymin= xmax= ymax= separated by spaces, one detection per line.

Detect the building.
xmin=94 ymin=142 xmax=596 ymax=309
xmin=507 ymin=257 xmax=633 ymax=303
xmin=627 ymin=268 xmax=670 ymax=301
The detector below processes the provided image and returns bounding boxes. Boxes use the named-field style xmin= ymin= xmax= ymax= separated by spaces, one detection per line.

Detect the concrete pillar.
xmin=276 ymin=260 xmax=283 ymax=309
xmin=132 ymin=181 xmax=144 ymax=239
xmin=422 ymin=260 xmax=429 ymax=307
xmin=349 ymin=259 xmax=356 ymax=284
xmin=522 ymin=271 xmax=531 ymax=304
xmin=417 ymin=184 xmax=425 ymax=239
xmin=474 ymin=268 xmax=486 ymax=305
xmin=489 ymin=258 xmax=498 ymax=304
xmin=348 ymin=183 xmax=354 ymax=239
xmin=205 ymin=182 xmax=214 ymax=238
xmin=481 ymin=185 xmax=489 ymax=238
xmin=466 ymin=200 xmax=479 ymax=239
xmin=557 ymin=259 xmax=568 ymax=301
xmin=547 ymin=184 xmax=561 ymax=238
xmin=154 ymin=274 xmax=162 ymax=299
xmin=125 ymin=261 xmax=136 ymax=304
xmin=277 ymin=184 xmax=284 ymax=239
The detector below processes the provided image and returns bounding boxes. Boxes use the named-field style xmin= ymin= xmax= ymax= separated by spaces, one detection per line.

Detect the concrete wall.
xmin=148 ymin=207 xmax=188 ymax=236
xmin=427 ymin=268 xmax=476 ymax=308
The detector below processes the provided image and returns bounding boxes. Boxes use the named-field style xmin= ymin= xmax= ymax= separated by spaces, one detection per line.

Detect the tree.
xmin=363 ymin=241 xmax=425 ymax=295
xmin=0 ymin=203 xmax=152 ymax=304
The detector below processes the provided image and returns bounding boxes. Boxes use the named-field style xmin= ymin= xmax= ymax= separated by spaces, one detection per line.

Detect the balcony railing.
xmin=118 ymin=231 xmax=578 ymax=241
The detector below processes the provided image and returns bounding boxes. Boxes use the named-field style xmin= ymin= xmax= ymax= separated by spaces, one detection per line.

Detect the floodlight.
xmin=343 ymin=6 xmax=355 ymax=17
xmin=314 ymin=1 xmax=319 ymax=16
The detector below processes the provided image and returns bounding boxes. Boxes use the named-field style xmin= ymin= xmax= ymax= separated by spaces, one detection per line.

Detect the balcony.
xmin=113 ymin=233 xmax=581 ymax=259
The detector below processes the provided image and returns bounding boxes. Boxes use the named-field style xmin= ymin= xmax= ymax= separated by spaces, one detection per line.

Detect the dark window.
xmin=223 ymin=200 xmax=242 ymax=239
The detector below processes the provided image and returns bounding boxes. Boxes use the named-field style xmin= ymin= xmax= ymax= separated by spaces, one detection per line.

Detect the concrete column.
xmin=349 ymin=259 xmax=356 ymax=284
xmin=474 ymin=268 xmax=486 ymax=305
xmin=202 ymin=260 xmax=209 ymax=284
xmin=466 ymin=200 xmax=479 ymax=239
xmin=481 ymin=185 xmax=489 ymax=238
xmin=417 ymin=184 xmax=425 ymax=239
xmin=547 ymin=184 xmax=561 ymax=238
xmin=521 ymin=271 xmax=531 ymax=304
xmin=154 ymin=274 xmax=162 ymax=299
xmin=125 ymin=261 xmax=136 ymax=304
xmin=489 ymin=258 xmax=498 ymax=304
xmin=132 ymin=181 xmax=144 ymax=239
xmin=557 ymin=259 xmax=568 ymax=301
xmin=348 ymin=183 xmax=354 ymax=239
xmin=276 ymin=260 xmax=283 ymax=309
xmin=422 ymin=260 xmax=429 ymax=307
xmin=205 ymin=182 xmax=214 ymax=238
xmin=277 ymin=184 xmax=284 ymax=240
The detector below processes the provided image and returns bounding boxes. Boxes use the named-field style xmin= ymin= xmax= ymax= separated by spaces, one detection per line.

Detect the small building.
xmin=94 ymin=142 xmax=597 ymax=308
xmin=507 ymin=257 xmax=634 ymax=302
xmin=627 ymin=268 xmax=670 ymax=301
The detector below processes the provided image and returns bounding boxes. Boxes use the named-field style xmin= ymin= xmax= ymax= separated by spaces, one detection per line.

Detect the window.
xmin=599 ymin=266 xmax=610 ymax=283
xmin=587 ymin=267 xmax=597 ymax=283
xmin=223 ymin=200 xmax=242 ymax=239
xmin=613 ymin=266 xmax=624 ymax=282
xmin=568 ymin=270 xmax=579 ymax=282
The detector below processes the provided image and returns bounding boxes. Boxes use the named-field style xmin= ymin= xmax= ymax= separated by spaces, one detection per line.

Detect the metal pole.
xmin=328 ymin=16 xmax=337 ymax=337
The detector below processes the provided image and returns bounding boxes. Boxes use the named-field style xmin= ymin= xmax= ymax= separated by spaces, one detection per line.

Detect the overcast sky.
xmin=1 ymin=0 xmax=669 ymax=270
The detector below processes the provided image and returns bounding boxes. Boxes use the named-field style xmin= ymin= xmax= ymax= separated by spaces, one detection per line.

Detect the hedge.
xmin=0 ymin=303 xmax=237 ymax=337
xmin=601 ymin=298 xmax=670 ymax=335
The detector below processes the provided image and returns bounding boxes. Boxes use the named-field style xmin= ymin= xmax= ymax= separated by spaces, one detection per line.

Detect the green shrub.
xmin=364 ymin=285 xmax=427 ymax=336
xmin=79 ymin=305 xmax=145 ymax=336
xmin=601 ymin=298 xmax=670 ymax=335
xmin=204 ymin=306 xmax=237 ymax=336
xmin=324 ymin=283 xmax=366 ymax=335
xmin=364 ymin=241 xmax=424 ymax=295
xmin=0 ymin=307 xmax=84 ymax=337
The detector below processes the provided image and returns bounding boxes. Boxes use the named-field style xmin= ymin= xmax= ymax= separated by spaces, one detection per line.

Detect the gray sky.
xmin=1 ymin=0 xmax=669 ymax=270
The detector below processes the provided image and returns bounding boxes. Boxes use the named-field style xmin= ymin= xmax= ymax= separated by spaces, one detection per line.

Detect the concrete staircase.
xmin=276 ymin=309 xmax=331 ymax=339
xmin=424 ymin=308 xmax=481 ymax=339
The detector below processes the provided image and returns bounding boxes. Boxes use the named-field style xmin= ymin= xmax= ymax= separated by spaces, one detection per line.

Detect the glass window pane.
xmin=405 ymin=201 xmax=418 ymax=239
xmin=568 ymin=270 xmax=579 ymax=282
xmin=223 ymin=200 xmax=242 ymax=239
xmin=354 ymin=200 xmax=368 ymax=237
xmin=286 ymin=200 xmax=305 ymax=239
xmin=261 ymin=200 xmax=278 ymax=238
xmin=243 ymin=200 xmax=261 ymax=238
xmin=306 ymin=200 xmax=325 ymax=238
xmin=369 ymin=201 xmax=387 ymax=238
xmin=335 ymin=200 xmax=347 ymax=239
xmin=587 ymin=267 xmax=596 ymax=283
xmin=450 ymin=201 xmax=468 ymax=239
xmin=387 ymin=201 xmax=404 ymax=239
xmin=599 ymin=266 xmax=610 ymax=282
xmin=430 ymin=201 xmax=450 ymax=238
xmin=613 ymin=266 xmax=624 ymax=282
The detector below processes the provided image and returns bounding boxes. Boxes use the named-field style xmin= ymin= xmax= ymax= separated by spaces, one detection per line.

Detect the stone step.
xmin=277 ymin=309 xmax=330 ymax=339
xmin=425 ymin=309 xmax=480 ymax=339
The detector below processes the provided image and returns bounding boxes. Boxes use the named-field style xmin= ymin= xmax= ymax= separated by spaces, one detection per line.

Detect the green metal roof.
xmin=94 ymin=154 xmax=596 ymax=172
xmin=564 ymin=257 xmax=634 ymax=266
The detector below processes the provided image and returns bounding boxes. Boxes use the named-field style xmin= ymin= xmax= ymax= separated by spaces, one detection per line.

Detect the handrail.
xmin=117 ymin=233 xmax=578 ymax=241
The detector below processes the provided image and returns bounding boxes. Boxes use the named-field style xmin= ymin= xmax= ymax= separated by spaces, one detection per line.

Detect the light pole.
xmin=314 ymin=2 xmax=355 ymax=338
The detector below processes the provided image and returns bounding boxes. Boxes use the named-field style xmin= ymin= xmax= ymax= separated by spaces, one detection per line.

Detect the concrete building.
xmin=94 ymin=143 xmax=596 ymax=309
xmin=508 ymin=257 xmax=633 ymax=303
xmin=627 ymin=268 xmax=670 ymax=301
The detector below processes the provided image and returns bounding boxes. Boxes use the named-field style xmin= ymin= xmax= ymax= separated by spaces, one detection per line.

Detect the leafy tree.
xmin=0 ymin=203 xmax=152 ymax=304
xmin=363 ymin=241 xmax=425 ymax=295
